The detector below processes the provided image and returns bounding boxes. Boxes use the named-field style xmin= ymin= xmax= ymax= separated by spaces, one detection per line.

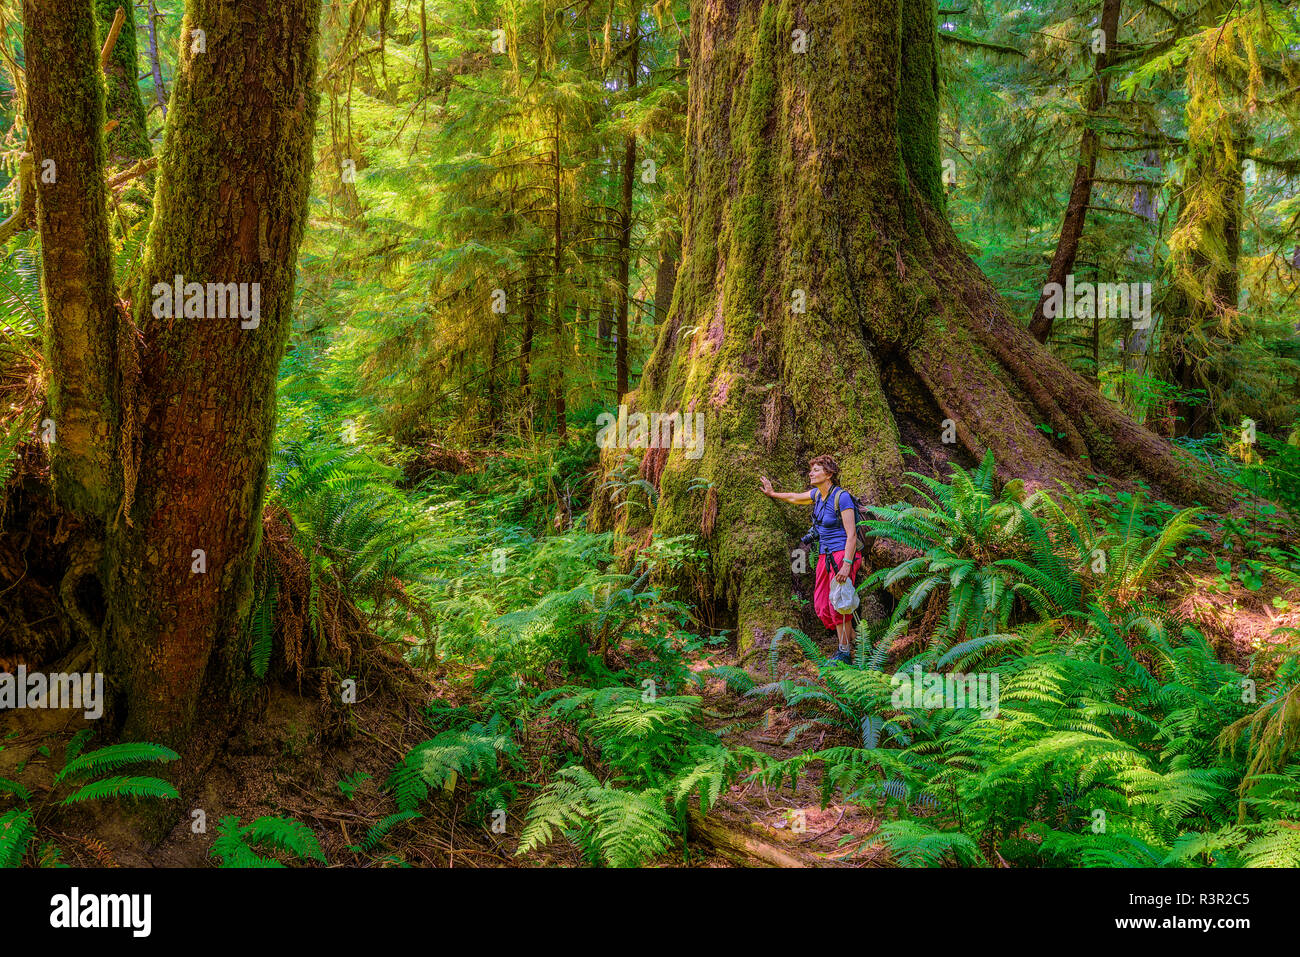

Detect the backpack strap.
xmin=812 ymin=486 xmax=853 ymax=529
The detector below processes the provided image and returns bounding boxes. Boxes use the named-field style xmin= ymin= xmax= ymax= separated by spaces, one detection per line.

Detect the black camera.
xmin=800 ymin=527 xmax=817 ymax=547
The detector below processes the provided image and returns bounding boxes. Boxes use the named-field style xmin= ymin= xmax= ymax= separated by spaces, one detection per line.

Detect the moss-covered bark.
xmin=23 ymin=0 xmax=121 ymax=523
xmin=104 ymin=0 xmax=323 ymax=748
xmin=95 ymin=1 xmax=153 ymax=166
xmin=593 ymin=0 xmax=1231 ymax=651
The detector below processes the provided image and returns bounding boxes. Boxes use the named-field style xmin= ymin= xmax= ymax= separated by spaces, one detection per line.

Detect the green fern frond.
xmin=0 ymin=808 xmax=34 ymax=869
xmin=55 ymin=742 xmax=180 ymax=784
xmin=61 ymin=776 xmax=180 ymax=805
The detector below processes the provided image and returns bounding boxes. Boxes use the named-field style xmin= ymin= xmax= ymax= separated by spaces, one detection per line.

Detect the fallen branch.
xmin=99 ymin=6 xmax=126 ymax=72
xmin=107 ymin=156 xmax=159 ymax=192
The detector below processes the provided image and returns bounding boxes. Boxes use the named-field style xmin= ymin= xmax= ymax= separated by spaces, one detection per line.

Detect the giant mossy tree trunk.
xmin=103 ymin=0 xmax=322 ymax=746
xmin=592 ymin=0 xmax=1229 ymax=650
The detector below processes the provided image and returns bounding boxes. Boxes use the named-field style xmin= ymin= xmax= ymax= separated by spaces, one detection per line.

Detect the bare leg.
xmin=836 ymin=618 xmax=854 ymax=652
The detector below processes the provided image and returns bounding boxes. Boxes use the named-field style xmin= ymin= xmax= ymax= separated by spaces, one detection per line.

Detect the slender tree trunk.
xmin=1120 ymin=143 xmax=1159 ymax=418
xmin=103 ymin=0 xmax=323 ymax=748
xmin=23 ymin=0 xmax=121 ymax=524
xmin=1028 ymin=0 xmax=1122 ymax=343
xmin=592 ymin=0 xmax=1228 ymax=651
xmin=95 ymin=1 xmax=151 ymax=165
xmin=1160 ymin=13 xmax=1247 ymax=440
xmin=614 ymin=26 xmax=639 ymax=401
xmin=552 ymin=112 xmax=567 ymax=439
xmin=487 ymin=320 xmax=502 ymax=435
xmin=1091 ymin=290 xmax=1101 ymax=383
xmin=597 ymin=301 xmax=611 ymax=342
xmin=420 ymin=0 xmax=431 ymax=86
xmin=145 ymin=0 xmax=168 ymax=119
xmin=520 ymin=269 xmax=536 ymax=395
xmin=596 ymin=298 xmax=612 ymax=399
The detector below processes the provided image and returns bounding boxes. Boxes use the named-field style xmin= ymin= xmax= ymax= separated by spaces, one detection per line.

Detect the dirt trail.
xmin=684 ymin=646 xmax=890 ymax=867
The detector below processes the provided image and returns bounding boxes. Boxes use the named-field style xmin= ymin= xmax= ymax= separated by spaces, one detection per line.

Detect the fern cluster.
xmin=864 ymin=451 xmax=1204 ymax=646
xmin=0 ymin=740 xmax=178 ymax=868
xmin=753 ymin=457 xmax=1300 ymax=867
xmin=210 ymin=815 xmax=326 ymax=868
xmin=517 ymin=687 xmax=756 ymax=866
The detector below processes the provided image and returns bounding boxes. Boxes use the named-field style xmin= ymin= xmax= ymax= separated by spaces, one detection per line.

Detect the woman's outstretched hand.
xmin=759 ymin=476 xmax=774 ymax=496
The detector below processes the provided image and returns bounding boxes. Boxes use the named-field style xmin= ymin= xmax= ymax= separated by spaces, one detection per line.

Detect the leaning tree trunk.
xmin=103 ymin=0 xmax=322 ymax=747
xmin=591 ymin=0 xmax=1229 ymax=650
xmin=1026 ymin=0 xmax=1122 ymax=344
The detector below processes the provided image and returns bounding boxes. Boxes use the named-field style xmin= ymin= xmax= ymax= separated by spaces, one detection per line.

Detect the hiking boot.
xmin=827 ymin=648 xmax=854 ymax=666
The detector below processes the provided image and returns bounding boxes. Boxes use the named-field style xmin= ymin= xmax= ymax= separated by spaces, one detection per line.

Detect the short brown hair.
xmin=808 ymin=454 xmax=840 ymax=486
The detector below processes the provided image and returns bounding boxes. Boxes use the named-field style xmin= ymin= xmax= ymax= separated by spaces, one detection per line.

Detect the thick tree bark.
xmin=23 ymin=0 xmax=122 ymax=523
xmin=1027 ymin=0 xmax=1122 ymax=344
xmin=103 ymin=0 xmax=323 ymax=747
xmin=592 ymin=0 xmax=1229 ymax=651
xmin=95 ymin=1 xmax=152 ymax=166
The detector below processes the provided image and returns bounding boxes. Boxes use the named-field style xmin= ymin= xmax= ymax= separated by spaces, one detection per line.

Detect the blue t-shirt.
xmin=812 ymin=486 xmax=857 ymax=554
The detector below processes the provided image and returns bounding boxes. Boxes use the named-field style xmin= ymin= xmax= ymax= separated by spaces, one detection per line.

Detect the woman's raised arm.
xmin=760 ymin=476 xmax=813 ymax=505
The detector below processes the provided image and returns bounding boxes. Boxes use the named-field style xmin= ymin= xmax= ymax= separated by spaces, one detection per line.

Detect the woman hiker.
xmin=759 ymin=455 xmax=862 ymax=665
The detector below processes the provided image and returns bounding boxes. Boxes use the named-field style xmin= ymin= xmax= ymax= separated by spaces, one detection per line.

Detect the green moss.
xmin=897 ymin=0 xmax=944 ymax=209
xmin=28 ymin=0 xmax=122 ymax=523
xmin=104 ymin=0 xmax=325 ymax=749
xmin=95 ymin=0 xmax=152 ymax=165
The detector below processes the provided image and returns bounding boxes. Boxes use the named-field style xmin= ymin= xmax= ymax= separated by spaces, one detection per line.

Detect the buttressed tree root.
xmin=591 ymin=0 xmax=1232 ymax=651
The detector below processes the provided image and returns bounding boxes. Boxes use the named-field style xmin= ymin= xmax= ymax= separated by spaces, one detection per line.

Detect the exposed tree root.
xmin=687 ymin=807 xmax=808 ymax=868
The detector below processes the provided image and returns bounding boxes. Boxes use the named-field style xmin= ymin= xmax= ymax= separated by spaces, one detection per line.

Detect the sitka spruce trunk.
xmin=103 ymin=0 xmax=323 ymax=748
xmin=592 ymin=0 xmax=1229 ymax=651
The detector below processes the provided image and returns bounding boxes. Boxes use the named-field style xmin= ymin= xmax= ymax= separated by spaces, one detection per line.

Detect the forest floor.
xmin=2 ymin=505 xmax=1295 ymax=868
xmin=689 ymin=651 xmax=889 ymax=866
